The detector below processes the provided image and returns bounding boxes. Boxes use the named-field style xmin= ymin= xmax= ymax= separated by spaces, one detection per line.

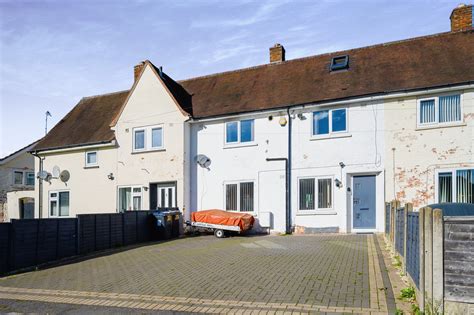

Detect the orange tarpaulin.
xmin=192 ymin=209 xmax=255 ymax=231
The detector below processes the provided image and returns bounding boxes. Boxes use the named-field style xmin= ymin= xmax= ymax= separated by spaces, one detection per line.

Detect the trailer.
xmin=186 ymin=221 xmax=241 ymax=238
xmin=188 ymin=209 xmax=255 ymax=238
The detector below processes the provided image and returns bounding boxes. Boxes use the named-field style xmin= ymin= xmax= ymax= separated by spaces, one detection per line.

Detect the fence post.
xmin=404 ymin=203 xmax=412 ymax=274
xmin=424 ymin=207 xmax=433 ymax=313
xmin=432 ymin=208 xmax=444 ymax=314
xmin=418 ymin=207 xmax=425 ymax=312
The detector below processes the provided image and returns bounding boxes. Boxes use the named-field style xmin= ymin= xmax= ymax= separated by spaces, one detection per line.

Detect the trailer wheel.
xmin=214 ymin=229 xmax=225 ymax=238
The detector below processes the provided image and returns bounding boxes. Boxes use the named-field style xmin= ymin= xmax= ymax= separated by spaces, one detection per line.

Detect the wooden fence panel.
xmin=110 ymin=213 xmax=124 ymax=248
xmin=444 ymin=218 xmax=474 ymax=303
xmin=406 ymin=212 xmax=420 ymax=288
xmin=95 ymin=214 xmax=111 ymax=251
xmin=395 ymin=208 xmax=405 ymax=256
xmin=123 ymin=212 xmax=137 ymax=245
xmin=36 ymin=219 xmax=59 ymax=265
xmin=10 ymin=219 xmax=39 ymax=270
xmin=0 ymin=223 xmax=10 ymax=274
xmin=385 ymin=203 xmax=391 ymax=236
xmin=78 ymin=215 xmax=95 ymax=255
xmin=57 ymin=219 xmax=77 ymax=258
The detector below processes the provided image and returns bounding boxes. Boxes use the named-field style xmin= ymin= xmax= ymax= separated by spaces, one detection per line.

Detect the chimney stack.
xmin=269 ymin=43 xmax=285 ymax=63
xmin=134 ymin=61 xmax=146 ymax=82
xmin=450 ymin=3 xmax=473 ymax=32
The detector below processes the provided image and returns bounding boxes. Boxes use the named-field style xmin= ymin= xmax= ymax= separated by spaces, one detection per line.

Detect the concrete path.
xmin=0 ymin=234 xmax=402 ymax=314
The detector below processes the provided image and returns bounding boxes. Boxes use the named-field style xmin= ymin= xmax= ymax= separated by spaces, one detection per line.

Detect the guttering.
xmin=31 ymin=140 xmax=116 ymax=155
xmin=189 ymin=81 xmax=474 ymax=123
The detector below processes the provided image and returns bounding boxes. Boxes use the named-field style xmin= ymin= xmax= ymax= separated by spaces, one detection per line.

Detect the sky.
xmin=0 ymin=0 xmax=465 ymax=157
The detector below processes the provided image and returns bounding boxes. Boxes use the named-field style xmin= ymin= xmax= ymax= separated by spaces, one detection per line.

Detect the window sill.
xmin=84 ymin=165 xmax=99 ymax=169
xmin=132 ymin=148 xmax=166 ymax=154
xmin=416 ymin=122 xmax=466 ymax=131
xmin=223 ymin=142 xmax=258 ymax=149
xmin=296 ymin=210 xmax=337 ymax=216
xmin=310 ymin=133 xmax=352 ymax=141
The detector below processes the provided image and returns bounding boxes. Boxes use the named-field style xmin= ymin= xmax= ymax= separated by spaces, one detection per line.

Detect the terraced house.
xmin=31 ymin=4 xmax=474 ymax=233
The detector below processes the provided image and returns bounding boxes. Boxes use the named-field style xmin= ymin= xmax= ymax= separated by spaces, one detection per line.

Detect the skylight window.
xmin=330 ymin=55 xmax=349 ymax=71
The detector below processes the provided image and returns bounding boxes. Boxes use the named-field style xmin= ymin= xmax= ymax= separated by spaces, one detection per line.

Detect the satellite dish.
xmin=37 ymin=171 xmax=49 ymax=180
xmin=59 ymin=170 xmax=70 ymax=182
xmin=52 ymin=166 xmax=61 ymax=178
xmin=196 ymin=154 xmax=211 ymax=169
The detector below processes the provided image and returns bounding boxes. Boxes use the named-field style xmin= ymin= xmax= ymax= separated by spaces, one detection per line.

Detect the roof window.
xmin=330 ymin=55 xmax=349 ymax=71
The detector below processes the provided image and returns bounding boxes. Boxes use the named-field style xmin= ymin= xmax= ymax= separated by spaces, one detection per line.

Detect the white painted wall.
xmin=6 ymin=190 xmax=35 ymax=221
xmin=191 ymin=101 xmax=386 ymax=233
xmin=384 ymin=89 xmax=474 ymax=208
xmin=35 ymin=64 xmax=189 ymax=218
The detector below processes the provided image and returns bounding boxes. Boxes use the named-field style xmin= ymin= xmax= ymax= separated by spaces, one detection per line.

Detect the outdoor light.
xmin=335 ymin=179 xmax=342 ymax=188
xmin=107 ymin=173 xmax=114 ymax=180
xmin=279 ymin=116 xmax=287 ymax=126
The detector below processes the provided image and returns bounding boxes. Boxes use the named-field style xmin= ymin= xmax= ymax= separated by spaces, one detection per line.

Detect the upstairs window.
xmin=225 ymin=119 xmax=254 ymax=145
xmin=133 ymin=125 xmax=164 ymax=152
xmin=330 ymin=55 xmax=349 ymax=71
xmin=312 ymin=108 xmax=347 ymax=136
xmin=13 ymin=171 xmax=23 ymax=185
xmin=418 ymin=94 xmax=462 ymax=126
xmin=26 ymin=172 xmax=35 ymax=186
xmin=85 ymin=151 xmax=98 ymax=167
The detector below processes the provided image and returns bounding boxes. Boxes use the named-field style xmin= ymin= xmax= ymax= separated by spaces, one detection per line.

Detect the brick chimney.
xmin=269 ymin=43 xmax=285 ymax=63
xmin=134 ymin=61 xmax=146 ymax=82
xmin=450 ymin=3 xmax=473 ymax=32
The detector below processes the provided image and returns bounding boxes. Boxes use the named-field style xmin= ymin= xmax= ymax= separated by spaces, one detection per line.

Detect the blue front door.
xmin=353 ymin=175 xmax=376 ymax=229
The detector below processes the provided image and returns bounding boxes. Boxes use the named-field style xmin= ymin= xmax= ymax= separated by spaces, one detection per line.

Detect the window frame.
xmin=223 ymin=180 xmax=256 ymax=213
xmin=132 ymin=124 xmax=164 ymax=153
xmin=117 ymin=185 xmax=143 ymax=212
xmin=330 ymin=55 xmax=349 ymax=71
xmin=311 ymin=108 xmax=348 ymax=138
xmin=417 ymin=93 xmax=463 ymax=128
xmin=25 ymin=172 xmax=35 ymax=186
xmin=85 ymin=151 xmax=98 ymax=167
xmin=13 ymin=170 xmax=24 ymax=185
xmin=297 ymin=175 xmax=334 ymax=213
xmin=224 ymin=119 xmax=255 ymax=146
xmin=49 ymin=190 xmax=70 ymax=218
xmin=435 ymin=167 xmax=474 ymax=204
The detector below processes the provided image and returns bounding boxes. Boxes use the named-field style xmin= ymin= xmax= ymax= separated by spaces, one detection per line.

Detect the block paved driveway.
xmin=0 ymin=234 xmax=395 ymax=314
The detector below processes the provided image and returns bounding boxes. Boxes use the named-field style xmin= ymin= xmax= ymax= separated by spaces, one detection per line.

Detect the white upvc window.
xmin=225 ymin=119 xmax=255 ymax=145
xmin=298 ymin=176 xmax=333 ymax=211
xmin=49 ymin=191 xmax=70 ymax=217
xmin=312 ymin=108 xmax=347 ymax=137
xmin=12 ymin=170 xmax=34 ymax=186
xmin=132 ymin=124 xmax=164 ymax=152
xmin=436 ymin=168 xmax=474 ymax=204
xmin=85 ymin=151 xmax=98 ymax=167
xmin=417 ymin=94 xmax=462 ymax=127
xmin=224 ymin=180 xmax=255 ymax=212
xmin=118 ymin=186 xmax=143 ymax=212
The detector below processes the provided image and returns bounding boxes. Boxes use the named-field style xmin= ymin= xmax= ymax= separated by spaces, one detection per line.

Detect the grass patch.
xmin=400 ymin=286 xmax=416 ymax=301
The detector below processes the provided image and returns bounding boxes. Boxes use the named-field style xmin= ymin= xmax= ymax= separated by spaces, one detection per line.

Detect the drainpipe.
xmin=31 ymin=151 xmax=43 ymax=219
xmin=265 ymin=107 xmax=292 ymax=234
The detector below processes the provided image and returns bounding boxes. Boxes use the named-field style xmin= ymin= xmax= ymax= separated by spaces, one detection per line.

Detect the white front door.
xmin=157 ymin=185 xmax=176 ymax=208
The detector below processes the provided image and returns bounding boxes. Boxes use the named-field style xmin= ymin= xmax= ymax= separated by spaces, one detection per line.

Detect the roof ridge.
xmin=81 ymin=89 xmax=130 ymax=100
xmin=178 ymin=30 xmax=468 ymax=83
